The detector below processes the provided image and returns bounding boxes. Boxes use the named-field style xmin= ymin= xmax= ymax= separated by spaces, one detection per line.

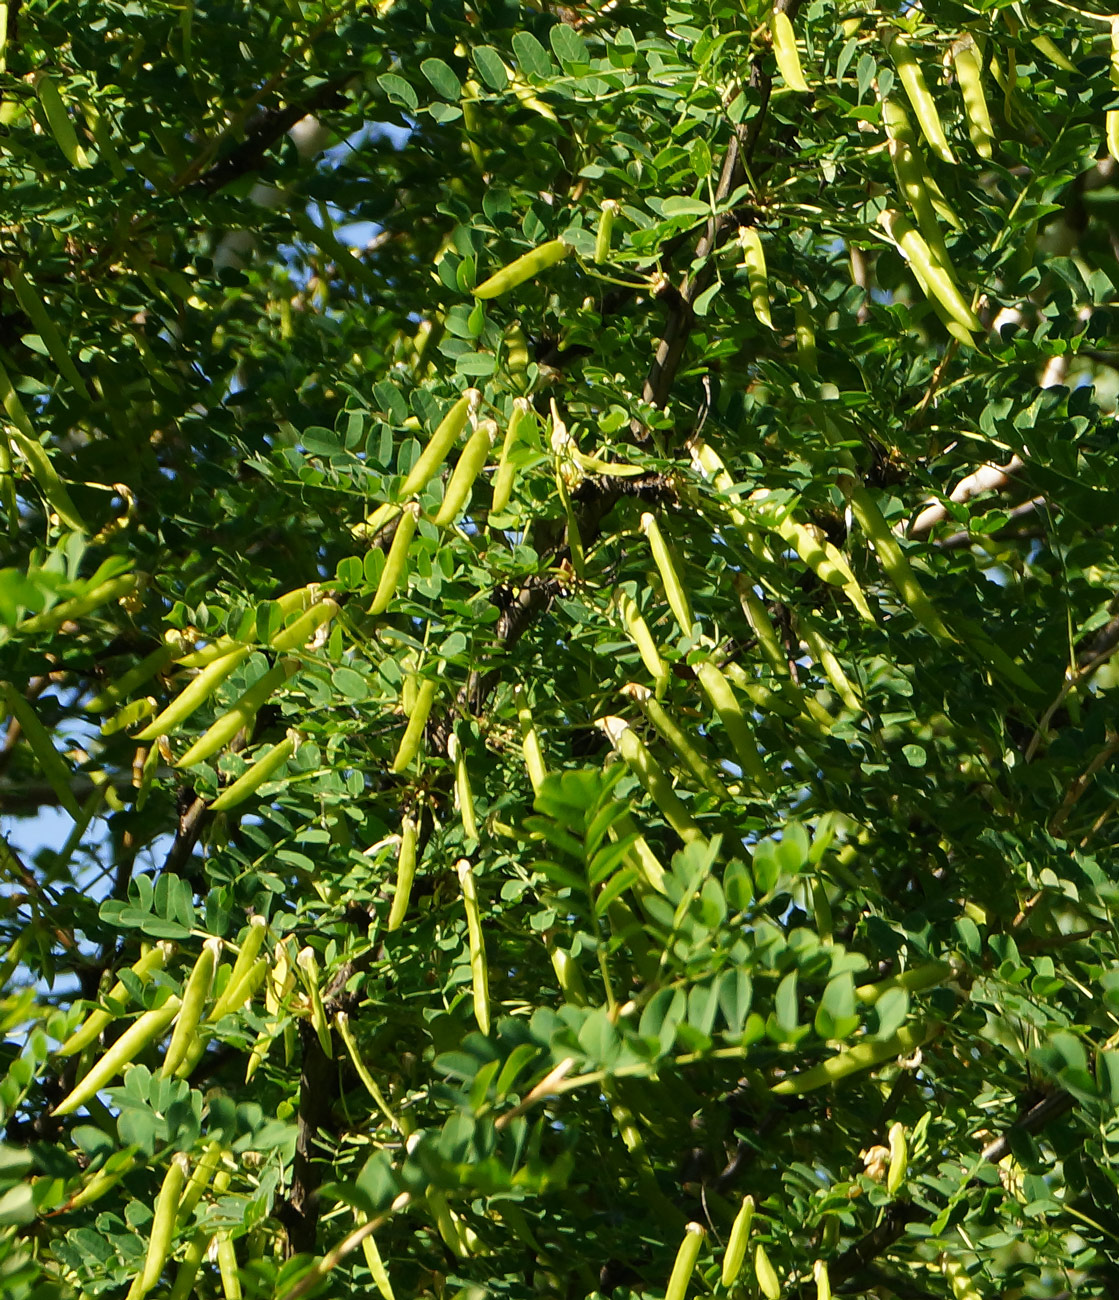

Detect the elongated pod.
xmin=36 ymin=74 xmax=91 ymax=168
xmin=887 ymin=1121 xmax=908 ymax=1196
xmin=54 ymin=997 xmax=181 ymax=1115
xmin=721 ymin=1195 xmax=755 ymax=1286
xmin=665 ymin=1222 xmax=705 ymax=1300
xmin=433 ymin=418 xmax=496 ymax=526
xmin=595 ymin=200 xmax=619 ymax=263
xmin=881 ymin=27 xmax=955 ymax=163
xmin=755 ymin=1244 xmax=782 ymax=1300
xmin=597 ymin=716 xmax=704 ymax=845
xmin=209 ymin=734 xmax=296 ymax=811
xmin=207 ymin=917 xmax=268 ymax=1022
xmin=457 ymin=859 xmax=491 ymax=1035
xmin=770 ymin=9 xmax=808 ymax=92
xmin=878 ymin=209 xmax=979 ymax=335
xmin=176 ymin=661 xmax=296 ymax=768
xmin=162 ymin=938 xmax=220 ymax=1076
xmin=694 ymin=661 xmax=769 ymax=789
xmin=449 ymin=731 xmax=479 ymax=841
xmin=387 ymin=815 xmax=418 ymax=932
xmin=952 ymin=36 xmax=993 ymax=159
xmin=134 ymin=647 xmax=252 ymax=742
xmin=369 ymin=503 xmax=419 ymax=615
xmin=640 ymin=512 xmax=693 ymax=633
xmin=400 ymin=390 xmax=481 ymax=497
xmin=128 ymin=1153 xmax=188 ymax=1299
xmin=517 ymin=688 xmax=547 ymax=794
xmin=623 ymin=684 xmax=725 ymax=796
xmin=737 ymin=227 xmax=773 ymax=329
xmin=491 ymin=398 xmax=533 ymax=513
xmin=473 ymin=237 xmax=571 ymax=299
xmin=391 ymin=678 xmax=436 ymax=773
xmin=771 ymin=1020 xmax=937 ymax=1094
xmin=616 ymin=592 xmax=670 ymax=698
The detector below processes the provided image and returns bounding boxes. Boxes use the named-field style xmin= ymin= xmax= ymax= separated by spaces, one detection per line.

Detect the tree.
xmin=2 ymin=0 xmax=1119 ymax=1296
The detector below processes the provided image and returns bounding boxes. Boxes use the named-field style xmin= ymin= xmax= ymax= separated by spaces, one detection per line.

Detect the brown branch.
xmin=908 ymin=456 xmax=1026 ymax=539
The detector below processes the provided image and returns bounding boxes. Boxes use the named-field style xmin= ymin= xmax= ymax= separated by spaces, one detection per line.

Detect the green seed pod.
xmin=176 ymin=661 xmax=296 ymax=768
xmin=216 ymin=1233 xmax=242 ymax=1300
xmin=297 ymin=946 xmax=333 ymax=1057
xmin=881 ymin=98 xmax=955 ymax=275
xmin=623 ymin=684 xmax=725 ymax=796
xmin=3 ymin=683 xmax=83 ymax=820
xmin=940 ymin=1254 xmax=981 ymax=1300
xmin=737 ymin=226 xmax=773 ymax=329
xmin=0 ymin=358 xmax=86 ymax=531
xmin=845 ymin=474 xmax=956 ymax=642
xmin=369 ymin=503 xmax=419 ymax=616
xmin=390 ymin=677 xmax=437 ymax=774
xmin=449 ymin=730 xmax=479 ymax=842
xmin=640 ymin=512 xmax=693 ymax=633
xmin=854 ymin=959 xmax=953 ymax=1005
xmin=268 ymin=598 xmax=339 ymax=652
xmin=887 ymin=1121 xmax=908 ymax=1196
xmin=36 ymin=74 xmax=91 ymax=168
xmin=491 ymin=398 xmax=532 ymax=513
xmin=387 ymin=815 xmax=417 ymax=932
xmin=771 ymin=1019 xmax=937 ymax=1095
xmin=59 ymin=942 xmax=173 ymax=1057
xmin=595 ymin=199 xmax=619 ymax=263
xmin=793 ymin=295 xmax=817 ymax=375
xmin=68 ymin=1148 xmax=140 ymax=1210
xmin=472 ymin=237 xmax=571 ymax=299
xmin=665 ymin=1222 xmax=705 ymax=1300
xmin=53 ymin=996 xmax=182 ymax=1115
xmin=167 ymin=1231 xmax=210 ymax=1300
xmin=360 ymin=1219 xmax=396 ymax=1300
xmin=814 ymin=1259 xmax=831 ymax=1300
xmin=207 ymin=917 xmax=268 ymax=1023
xmin=616 ymin=593 xmax=671 ymax=698
xmin=400 ymin=389 xmax=481 ymax=497
xmin=881 ymin=27 xmax=955 ymax=164
xmin=178 ymin=1139 xmax=223 ymax=1223
xmin=754 ymin=1243 xmax=782 ymax=1300
xmin=547 ymin=939 xmax=589 ymax=1006
xmin=878 ymin=209 xmax=979 ymax=335
xmin=797 ymin=615 xmax=861 ymax=711
xmin=87 ymin=643 xmax=179 ymax=714
xmin=721 ymin=1195 xmax=755 ymax=1286
xmin=457 ymin=859 xmax=491 ymax=1036
xmin=209 ymin=734 xmax=296 ymax=812
xmin=735 ymin=579 xmax=787 ymax=675
xmin=608 ymin=809 xmax=668 ymax=894
xmin=336 ymin=1011 xmax=400 ymax=1130
xmin=694 ymin=661 xmax=770 ymax=789
xmin=162 ymin=938 xmax=220 ymax=1076
xmin=517 ymin=688 xmax=547 ymax=795
xmin=134 ymin=647 xmax=252 ymax=742
xmin=433 ymin=418 xmax=496 ymax=526
xmin=770 ymin=9 xmax=809 ymax=92
xmin=952 ymin=36 xmax=993 ymax=159
xmin=6 ymin=263 xmax=90 ymax=399
xmin=597 ymin=716 xmax=704 ymax=845
xmin=128 ymin=1152 xmax=188 ymax=1299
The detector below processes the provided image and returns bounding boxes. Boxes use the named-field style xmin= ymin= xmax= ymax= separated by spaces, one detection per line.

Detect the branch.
xmin=907 ymin=456 xmax=1026 ymax=539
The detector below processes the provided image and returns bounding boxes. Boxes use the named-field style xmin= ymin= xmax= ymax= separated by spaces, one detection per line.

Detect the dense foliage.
xmin=3 ymin=0 xmax=1119 ymax=1297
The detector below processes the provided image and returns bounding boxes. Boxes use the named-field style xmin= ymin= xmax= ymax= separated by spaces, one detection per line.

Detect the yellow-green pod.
xmin=845 ymin=475 xmax=955 ymax=643
xmin=665 ymin=1222 xmax=705 ymax=1300
xmin=1110 ymin=18 xmax=1119 ymax=162
xmin=449 ymin=730 xmax=479 ymax=841
xmin=772 ymin=1019 xmax=936 ymax=1094
xmin=640 ymin=512 xmax=693 ymax=633
xmin=269 ymin=598 xmax=339 ymax=652
xmin=134 ymin=647 xmax=252 ymax=742
xmin=87 ymin=643 xmax=179 ymax=713
xmin=624 ymin=684 xmax=725 ymax=796
xmin=216 ymin=1233 xmax=241 ymax=1300
xmin=208 ymin=917 xmax=268 ymax=1021
xmin=209 ymin=734 xmax=296 ymax=811
xmin=517 ymin=688 xmax=548 ymax=794
xmin=58 ymin=942 xmax=173 ymax=1057
xmin=387 ymin=814 xmax=417 ymax=932
xmin=881 ymin=98 xmax=955 ymax=275
xmin=797 ymin=615 xmax=861 ymax=711
xmin=555 ymin=457 xmax=585 ymax=578
xmin=6 ymin=264 xmax=91 ymax=400
xmin=886 ymin=1121 xmax=907 ymax=1196
xmin=694 ymin=661 xmax=769 ymax=789
xmin=854 ymin=959 xmax=952 ymax=1005
xmin=54 ymin=996 xmax=182 ymax=1115
xmin=391 ymin=677 xmax=436 ymax=774
xmin=369 ymin=503 xmax=419 ymax=615
xmin=82 ymin=102 xmax=127 ymax=179
xmin=178 ymin=1139 xmax=223 ymax=1223
xmin=814 ymin=1259 xmax=831 ymax=1300
xmin=337 ymin=1012 xmax=401 ymax=1130
xmin=881 ymin=27 xmax=955 ymax=164
xmin=433 ymin=418 xmax=496 ymax=526
xmin=952 ymin=36 xmax=993 ymax=159
xmin=473 ymin=237 xmax=571 ymax=299
xmin=457 ymin=858 xmax=491 ymax=1035
xmin=721 ymin=1195 xmax=755 ymax=1286
xmin=940 ymin=1254 xmax=981 ymax=1300
xmin=608 ymin=810 xmax=668 ymax=894
xmin=737 ymin=227 xmax=773 ymax=329
xmin=168 ymin=1231 xmax=210 ymax=1300
xmin=878 ymin=209 xmax=979 ymax=335
xmin=68 ymin=1148 xmax=140 ymax=1211
xmin=547 ymin=939 xmax=589 ymax=1006
xmin=1030 ymin=32 xmax=1076 ymax=74
xmin=0 ymin=358 xmax=86 ymax=531
xmin=770 ymin=9 xmax=808 ymax=92
xmin=491 ymin=398 xmax=533 ymax=513
xmin=595 ymin=199 xmax=619 ymax=263
xmin=162 ymin=938 xmax=220 ymax=1076
xmin=793 ymin=295 xmax=817 ymax=375
xmin=128 ymin=1152 xmax=188 ymax=1299
xmin=36 ymin=74 xmax=91 ymax=168
xmin=3 ymin=683 xmax=82 ymax=820
xmin=297 ymin=947 xmax=333 ymax=1057
xmin=400 ymin=389 xmax=481 ymax=497
xmin=598 ymin=716 xmax=704 ymax=845
xmin=176 ymin=660 xmax=296 ymax=768
xmin=755 ymin=1243 xmax=781 ymax=1300
xmin=360 ymin=1218 xmax=397 ymax=1300
xmin=735 ymin=579 xmax=786 ymax=675
xmin=18 ymin=573 xmax=135 ymax=636
xmin=617 ymin=592 xmax=670 ymax=698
